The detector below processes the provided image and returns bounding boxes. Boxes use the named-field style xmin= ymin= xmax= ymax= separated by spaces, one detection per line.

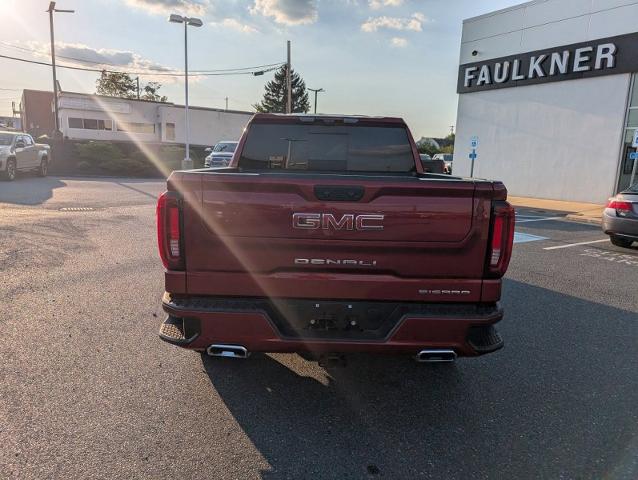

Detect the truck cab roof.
xmin=251 ymin=113 xmax=406 ymax=125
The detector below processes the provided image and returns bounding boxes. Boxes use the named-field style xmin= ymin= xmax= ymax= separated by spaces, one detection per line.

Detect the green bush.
xmin=75 ymin=142 xmax=125 ymax=163
xmin=75 ymin=142 xmax=156 ymax=176
xmin=73 ymin=141 xmax=208 ymax=177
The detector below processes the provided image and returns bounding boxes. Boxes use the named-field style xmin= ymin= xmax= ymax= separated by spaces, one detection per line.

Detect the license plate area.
xmin=269 ymin=300 xmax=401 ymax=340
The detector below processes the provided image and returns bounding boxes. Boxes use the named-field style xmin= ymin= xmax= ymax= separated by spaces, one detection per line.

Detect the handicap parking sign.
xmin=470 ymin=136 xmax=479 ymax=148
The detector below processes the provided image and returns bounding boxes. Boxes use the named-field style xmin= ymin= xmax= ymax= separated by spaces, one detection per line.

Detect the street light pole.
xmin=308 ymin=88 xmax=324 ymax=114
xmin=183 ymin=20 xmax=190 ymax=168
xmin=169 ymin=13 xmax=203 ymax=170
xmin=47 ymin=2 xmax=74 ymax=137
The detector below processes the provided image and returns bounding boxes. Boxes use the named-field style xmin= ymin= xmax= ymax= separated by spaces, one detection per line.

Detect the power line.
xmin=0 ymin=52 xmax=283 ymax=77
xmin=0 ymin=41 xmax=283 ymax=75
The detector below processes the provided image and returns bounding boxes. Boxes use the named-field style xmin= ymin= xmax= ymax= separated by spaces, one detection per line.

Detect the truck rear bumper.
xmin=159 ymin=293 xmax=504 ymax=357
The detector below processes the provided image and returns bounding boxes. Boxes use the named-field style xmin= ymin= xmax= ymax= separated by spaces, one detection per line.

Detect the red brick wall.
xmin=21 ymin=90 xmax=55 ymax=138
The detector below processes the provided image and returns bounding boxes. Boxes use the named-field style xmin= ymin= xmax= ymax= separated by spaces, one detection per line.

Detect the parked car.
xmin=433 ymin=153 xmax=453 ymax=174
xmin=419 ymin=153 xmax=446 ymax=173
xmin=0 ymin=132 xmax=51 ymax=181
xmin=602 ymin=185 xmax=638 ymax=248
xmin=156 ymin=113 xmax=515 ymax=366
xmin=420 ymin=158 xmax=446 ymax=174
xmin=204 ymin=141 xmax=238 ymax=168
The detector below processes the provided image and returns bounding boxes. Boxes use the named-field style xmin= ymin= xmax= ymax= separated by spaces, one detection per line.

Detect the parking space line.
xmin=516 ymin=216 xmax=564 ymax=223
xmin=543 ymin=239 xmax=609 ymax=250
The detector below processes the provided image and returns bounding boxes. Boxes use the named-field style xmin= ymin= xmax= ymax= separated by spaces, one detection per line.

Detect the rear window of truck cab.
xmin=238 ymin=122 xmax=416 ymax=173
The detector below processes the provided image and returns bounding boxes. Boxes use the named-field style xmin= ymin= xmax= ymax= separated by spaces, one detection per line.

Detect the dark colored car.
xmin=204 ymin=141 xmax=238 ymax=168
xmin=602 ymin=184 xmax=638 ymax=248
xmin=157 ymin=113 xmax=515 ymax=365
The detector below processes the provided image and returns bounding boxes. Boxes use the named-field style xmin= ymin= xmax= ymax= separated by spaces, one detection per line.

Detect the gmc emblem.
xmin=292 ymin=213 xmax=384 ymax=231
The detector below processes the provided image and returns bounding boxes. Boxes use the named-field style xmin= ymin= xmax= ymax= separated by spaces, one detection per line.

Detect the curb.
xmin=564 ymin=214 xmax=602 ymax=226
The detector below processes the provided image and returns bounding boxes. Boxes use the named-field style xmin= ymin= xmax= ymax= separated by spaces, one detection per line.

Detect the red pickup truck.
xmin=157 ymin=113 xmax=514 ymax=365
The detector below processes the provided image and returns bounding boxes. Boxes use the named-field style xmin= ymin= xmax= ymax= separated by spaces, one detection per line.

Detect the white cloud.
xmin=124 ymin=0 xmax=210 ymax=16
xmin=22 ymin=41 xmax=178 ymax=81
xmin=412 ymin=12 xmax=426 ymax=22
xmin=369 ymin=0 xmax=403 ymax=9
xmin=211 ymin=18 xmax=259 ymax=33
xmin=390 ymin=36 xmax=408 ymax=47
xmin=250 ymin=0 xmax=318 ymax=25
xmin=361 ymin=12 xmax=427 ymax=32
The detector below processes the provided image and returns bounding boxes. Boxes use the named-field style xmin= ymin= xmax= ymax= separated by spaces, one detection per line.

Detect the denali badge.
xmin=292 ymin=213 xmax=384 ymax=231
xmin=295 ymin=258 xmax=377 ymax=267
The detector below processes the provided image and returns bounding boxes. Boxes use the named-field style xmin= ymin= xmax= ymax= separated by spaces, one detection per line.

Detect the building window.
xmin=68 ymin=117 xmax=113 ymax=130
xmin=618 ymin=74 xmax=638 ymax=191
xmin=166 ymin=122 xmax=176 ymax=141
xmin=117 ymin=122 xmax=156 ymax=134
xmin=83 ymin=119 xmax=99 ymax=130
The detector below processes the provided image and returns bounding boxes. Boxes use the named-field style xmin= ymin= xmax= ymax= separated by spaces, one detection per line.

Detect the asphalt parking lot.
xmin=1 ymin=177 xmax=637 ymax=479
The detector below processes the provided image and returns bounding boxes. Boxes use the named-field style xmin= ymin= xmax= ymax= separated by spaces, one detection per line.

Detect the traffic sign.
xmin=629 ymin=152 xmax=638 ymax=160
xmin=470 ymin=136 xmax=479 ymax=148
xmin=633 ymin=129 xmax=638 ymax=148
xmin=469 ymin=149 xmax=477 ymax=160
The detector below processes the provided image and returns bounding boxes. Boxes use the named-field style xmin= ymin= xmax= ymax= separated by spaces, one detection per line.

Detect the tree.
xmin=96 ymin=71 xmax=168 ymax=102
xmin=96 ymin=71 xmax=136 ymax=98
xmin=141 ymin=82 xmax=168 ymax=103
xmin=253 ymin=65 xmax=310 ymax=113
xmin=417 ymin=143 xmax=440 ymax=157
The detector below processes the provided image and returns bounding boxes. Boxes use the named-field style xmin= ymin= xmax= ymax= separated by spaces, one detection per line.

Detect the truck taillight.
xmin=486 ymin=202 xmax=515 ymax=278
xmin=157 ymin=191 xmax=184 ymax=270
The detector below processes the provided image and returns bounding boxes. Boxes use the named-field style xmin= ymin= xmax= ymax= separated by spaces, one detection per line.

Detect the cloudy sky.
xmin=0 ymin=0 xmax=521 ymax=137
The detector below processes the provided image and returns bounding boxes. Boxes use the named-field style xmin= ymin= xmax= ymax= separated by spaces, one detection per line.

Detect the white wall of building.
xmin=454 ymin=75 xmax=630 ymax=202
xmin=159 ymin=106 xmax=251 ymax=146
xmin=59 ymin=94 xmax=159 ymax=143
xmin=454 ymin=0 xmax=638 ymax=203
xmin=58 ymin=92 xmax=253 ymax=147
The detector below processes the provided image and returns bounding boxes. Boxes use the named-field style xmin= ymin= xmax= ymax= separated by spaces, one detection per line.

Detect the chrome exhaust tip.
xmin=206 ymin=344 xmax=250 ymax=359
xmin=416 ymin=349 xmax=457 ymax=363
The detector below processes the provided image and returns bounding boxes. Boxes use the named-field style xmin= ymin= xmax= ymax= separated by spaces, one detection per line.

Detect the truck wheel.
xmin=3 ymin=158 xmax=16 ymax=181
xmin=39 ymin=157 xmax=48 ymax=177
xmin=610 ymin=235 xmax=633 ymax=248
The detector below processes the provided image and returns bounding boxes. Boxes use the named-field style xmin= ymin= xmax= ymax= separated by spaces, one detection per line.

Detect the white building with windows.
xmin=453 ymin=0 xmax=638 ymax=203
xmin=56 ymin=91 xmax=253 ymax=147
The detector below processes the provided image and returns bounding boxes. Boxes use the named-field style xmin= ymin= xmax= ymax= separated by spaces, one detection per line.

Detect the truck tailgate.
xmin=179 ymin=172 xmax=492 ymax=285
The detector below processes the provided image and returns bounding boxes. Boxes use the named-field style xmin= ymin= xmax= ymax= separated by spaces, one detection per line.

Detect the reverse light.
xmin=157 ymin=191 xmax=184 ymax=270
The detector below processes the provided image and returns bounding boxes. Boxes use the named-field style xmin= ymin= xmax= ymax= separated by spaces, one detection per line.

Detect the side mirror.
xmin=204 ymin=147 xmax=212 ymax=153
xmin=15 ymin=141 xmax=25 ymax=148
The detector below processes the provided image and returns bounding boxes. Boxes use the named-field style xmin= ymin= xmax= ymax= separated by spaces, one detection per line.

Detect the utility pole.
xmin=286 ymin=40 xmax=292 ymax=114
xmin=450 ymin=125 xmax=454 ymax=135
xmin=136 ymin=77 xmax=140 ymax=99
xmin=308 ymin=88 xmax=324 ymax=114
xmin=225 ymin=96 xmax=228 ymax=110
xmin=47 ymin=2 xmax=74 ymax=137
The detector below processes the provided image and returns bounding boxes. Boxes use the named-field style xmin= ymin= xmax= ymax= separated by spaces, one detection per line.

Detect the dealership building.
xmin=453 ymin=0 xmax=638 ymax=203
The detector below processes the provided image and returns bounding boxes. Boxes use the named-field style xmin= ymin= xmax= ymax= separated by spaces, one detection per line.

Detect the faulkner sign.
xmin=457 ymin=32 xmax=638 ymax=94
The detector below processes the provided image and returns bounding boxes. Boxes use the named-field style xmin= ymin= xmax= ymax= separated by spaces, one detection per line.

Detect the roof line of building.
xmin=23 ymin=89 xmax=255 ymax=116
xmin=463 ymin=0 xmax=546 ymax=24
